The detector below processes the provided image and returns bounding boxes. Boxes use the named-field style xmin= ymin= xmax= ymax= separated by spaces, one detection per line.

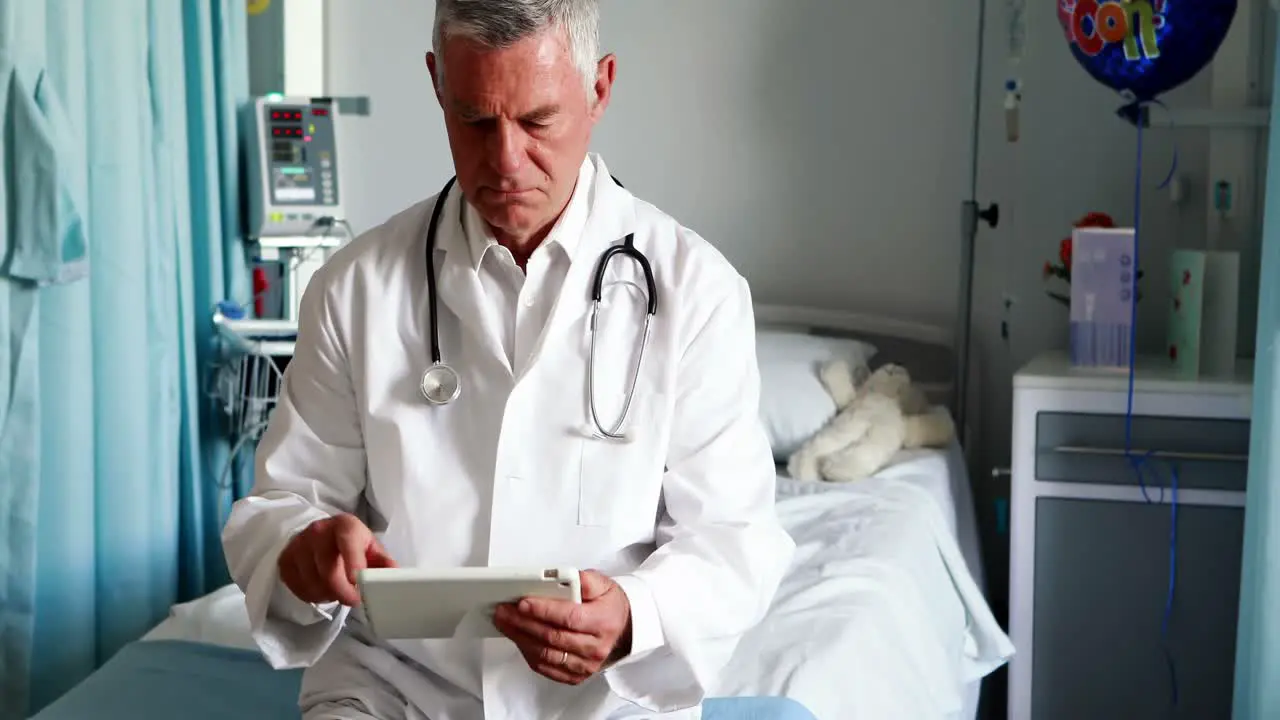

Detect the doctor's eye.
xmin=519 ymin=107 xmax=559 ymax=131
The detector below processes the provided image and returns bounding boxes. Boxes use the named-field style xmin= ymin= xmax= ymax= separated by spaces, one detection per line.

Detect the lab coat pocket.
xmin=578 ymin=389 xmax=667 ymax=528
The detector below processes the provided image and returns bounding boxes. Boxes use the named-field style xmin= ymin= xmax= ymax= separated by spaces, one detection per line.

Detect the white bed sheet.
xmin=776 ymin=439 xmax=985 ymax=592
xmin=707 ymin=448 xmax=1010 ymax=719
xmin=145 ymin=445 xmax=1012 ymax=719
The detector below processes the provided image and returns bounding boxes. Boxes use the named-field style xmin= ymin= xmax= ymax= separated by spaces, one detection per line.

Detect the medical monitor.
xmin=244 ymin=95 xmax=346 ymax=240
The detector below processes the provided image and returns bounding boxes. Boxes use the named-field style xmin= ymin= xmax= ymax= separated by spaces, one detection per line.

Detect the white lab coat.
xmin=221 ymin=153 xmax=796 ymax=720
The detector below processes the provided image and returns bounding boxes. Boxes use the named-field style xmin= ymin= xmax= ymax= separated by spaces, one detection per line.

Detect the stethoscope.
xmin=420 ymin=175 xmax=658 ymax=441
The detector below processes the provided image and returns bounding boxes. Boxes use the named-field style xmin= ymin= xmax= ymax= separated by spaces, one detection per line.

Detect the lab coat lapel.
xmin=523 ymin=158 xmax=638 ymax=376
xmin=432 ymin=189 xmax=514 ymax=377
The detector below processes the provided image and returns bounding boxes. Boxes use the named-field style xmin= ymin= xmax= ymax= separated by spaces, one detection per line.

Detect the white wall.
xmin=324 ymin=0 xmax=980 ymax=332
xmin=323 ymin=2 xmax=451 ymax=236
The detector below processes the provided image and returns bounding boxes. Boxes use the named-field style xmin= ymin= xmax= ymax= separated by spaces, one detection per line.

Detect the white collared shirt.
xmin=462 ymin=159 xmax=594 ymax=374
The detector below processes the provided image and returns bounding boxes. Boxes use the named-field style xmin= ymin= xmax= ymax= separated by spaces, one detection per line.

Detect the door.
xmin=969 ymin=1 xmax=1274 ymax=716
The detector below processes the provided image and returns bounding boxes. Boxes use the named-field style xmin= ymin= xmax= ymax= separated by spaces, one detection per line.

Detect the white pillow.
xmin=754 ymin=330 xmax=877 ymax=461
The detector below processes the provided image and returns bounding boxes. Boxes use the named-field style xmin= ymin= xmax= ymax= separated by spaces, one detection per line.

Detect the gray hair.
xmin=432 ymin=0 xmax=602 ymax=95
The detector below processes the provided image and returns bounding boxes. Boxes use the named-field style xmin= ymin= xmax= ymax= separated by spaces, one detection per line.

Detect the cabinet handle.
xmin=991 ymin=467 xmax=1012 ymax=478
xmin=1052 ymin=445 xmax=1249 ymax=463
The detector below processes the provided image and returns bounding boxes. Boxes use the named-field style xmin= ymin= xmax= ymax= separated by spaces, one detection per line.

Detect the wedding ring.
xmin=559 ymin=650 xmax=569 ymax=667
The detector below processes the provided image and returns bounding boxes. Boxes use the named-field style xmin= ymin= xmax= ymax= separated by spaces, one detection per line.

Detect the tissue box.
xmin=1069 ymin=227 xmax=1137 ymax=370
xmin=1168 ymin=250 xmax=1239 ymax=378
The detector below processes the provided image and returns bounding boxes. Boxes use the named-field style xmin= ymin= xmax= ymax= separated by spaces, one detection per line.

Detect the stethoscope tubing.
xmin=420 ymin=174 xmax=657 ymax=439
xmin=424 ymin=176 xmax=458 ymax=367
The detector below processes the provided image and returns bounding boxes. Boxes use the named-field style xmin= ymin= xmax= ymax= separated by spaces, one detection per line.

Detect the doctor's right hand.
xmin=278 ymin=513 xmax=397 ymax=607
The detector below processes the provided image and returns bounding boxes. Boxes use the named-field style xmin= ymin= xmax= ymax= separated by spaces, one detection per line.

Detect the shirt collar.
xmin=462 ymin=157 xmax=595 ymax=271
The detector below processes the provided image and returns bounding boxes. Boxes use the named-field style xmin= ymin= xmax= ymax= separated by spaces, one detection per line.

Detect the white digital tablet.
xmin=356 ymin=566 xmax=582 ymax=640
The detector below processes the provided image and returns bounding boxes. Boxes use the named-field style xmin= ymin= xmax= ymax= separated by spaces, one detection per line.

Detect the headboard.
xmin=753 ymin=304 xmax=957 ymax=412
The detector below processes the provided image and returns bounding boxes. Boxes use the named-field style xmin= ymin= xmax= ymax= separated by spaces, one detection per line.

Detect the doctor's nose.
xmin=486 ymin=119 xmax=527 ymax=178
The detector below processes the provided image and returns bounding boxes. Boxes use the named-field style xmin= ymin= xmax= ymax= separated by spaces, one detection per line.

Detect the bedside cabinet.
xmin=1007 ymin=350 xmax=1254 ymax=720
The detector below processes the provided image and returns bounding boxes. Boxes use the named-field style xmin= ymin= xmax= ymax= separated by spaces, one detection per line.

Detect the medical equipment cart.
xmin=208 ymin=304 xmax=298 ymax=493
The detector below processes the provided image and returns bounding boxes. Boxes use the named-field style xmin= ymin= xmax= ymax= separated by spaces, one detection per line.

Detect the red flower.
xmin=1044 ymin=212 xmax=1114 ymax=286
xmin=1075 ymin=211 xmax=1115 ymax=229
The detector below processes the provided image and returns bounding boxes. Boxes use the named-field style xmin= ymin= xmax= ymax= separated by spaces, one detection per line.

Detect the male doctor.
xmin=221 ymin=1 xmax=795 ymax=718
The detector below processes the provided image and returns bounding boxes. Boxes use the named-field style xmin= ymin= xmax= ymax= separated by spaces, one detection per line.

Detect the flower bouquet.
xmin=1042 ymin=211 xmax=1143 ymax=307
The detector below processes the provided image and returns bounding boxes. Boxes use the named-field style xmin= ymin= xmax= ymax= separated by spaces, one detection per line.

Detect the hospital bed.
xmin=723 ymin=305 xmax=1012 ymax=718
xmin=30 ymin=305 xmax=1012 ymax=720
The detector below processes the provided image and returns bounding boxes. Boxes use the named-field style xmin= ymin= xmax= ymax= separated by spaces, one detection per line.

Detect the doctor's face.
xmin=428 ymin=27 xmax=615 ymax=244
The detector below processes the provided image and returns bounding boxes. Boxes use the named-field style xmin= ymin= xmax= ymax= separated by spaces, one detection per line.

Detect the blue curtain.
xmin=1234 ymin=22 xmax=1280 ymax=720
xmin=0 ymin=1 xmax=250 ymax=717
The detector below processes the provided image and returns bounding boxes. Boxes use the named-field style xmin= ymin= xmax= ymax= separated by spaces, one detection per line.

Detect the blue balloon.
xmin=1057 ymin=0 xmax=1238 ymax=102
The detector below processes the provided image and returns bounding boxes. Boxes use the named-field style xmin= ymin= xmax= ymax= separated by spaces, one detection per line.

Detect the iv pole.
xmin=953 ymin=0 xmax=1001 ymax=457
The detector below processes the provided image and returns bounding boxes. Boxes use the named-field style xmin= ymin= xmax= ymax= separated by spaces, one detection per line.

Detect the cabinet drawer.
xmin=1032 ymin=497 xmax=1243 ymax=719
xmin=1034 ymin=412 xmax=1250 ymax=492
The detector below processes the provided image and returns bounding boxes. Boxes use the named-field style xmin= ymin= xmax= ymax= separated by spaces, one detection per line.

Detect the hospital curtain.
xmin=0 ymin=1 xmax=250 ymax=717
xmin=1233 ymin=21 xmax=1280 ymax=720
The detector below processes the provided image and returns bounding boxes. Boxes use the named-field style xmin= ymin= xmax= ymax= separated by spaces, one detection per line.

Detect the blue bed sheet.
xmin=30 ymin=641 xmax=817 ymax=719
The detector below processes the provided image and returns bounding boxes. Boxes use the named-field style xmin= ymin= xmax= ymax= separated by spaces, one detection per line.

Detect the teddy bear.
xmin=786 ymin=359 xmax=955 ymax=483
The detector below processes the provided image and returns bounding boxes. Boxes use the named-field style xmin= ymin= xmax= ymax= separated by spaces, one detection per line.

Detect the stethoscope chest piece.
xmin=421 ymin=362 xmax=461 ymax=405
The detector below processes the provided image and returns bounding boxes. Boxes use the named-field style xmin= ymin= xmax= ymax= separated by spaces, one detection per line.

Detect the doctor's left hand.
xmin=492 ymin=570 xmax=632 ymax=685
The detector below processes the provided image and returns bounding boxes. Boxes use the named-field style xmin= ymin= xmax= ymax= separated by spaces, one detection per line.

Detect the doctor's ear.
xmin=426 ymin=52 xmax=443 ymax=105
xmin=589 ymin=54 xmax=617 ymax=121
